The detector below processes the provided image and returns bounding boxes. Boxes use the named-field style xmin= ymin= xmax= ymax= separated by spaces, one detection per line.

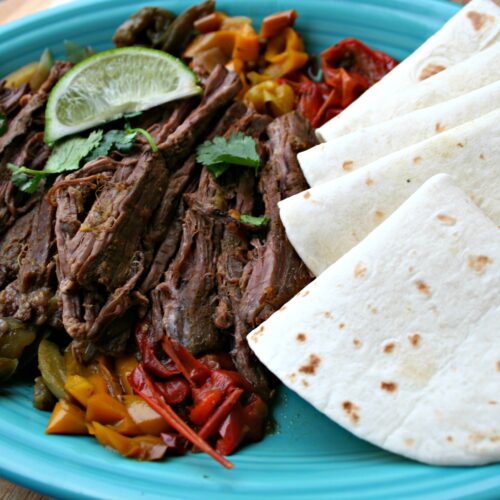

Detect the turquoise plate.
xmin=3 ymin=1 xmax=499 ymax=499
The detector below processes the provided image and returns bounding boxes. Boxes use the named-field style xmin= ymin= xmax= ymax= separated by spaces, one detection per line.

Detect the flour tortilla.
xmin=299 ymin=80 xmax=500 ymax=187
xmin=317 ymin=0 xmax=500 ymax=142
xmin=280 ymin=108 xmax=500 ymax=276
xmin=249 ymin=174 xmax=500 ymax=466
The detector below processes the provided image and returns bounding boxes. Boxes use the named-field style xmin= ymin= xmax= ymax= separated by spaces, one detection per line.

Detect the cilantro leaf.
xmin=44 ymin=130 xmax=103 ymax=173
xmin=126 ymin=127 xmax=158 ymax=153
xmin=7 ymin=130 xmax=103 ymax=193
xmin=196 ymin=133 xmax=261 ymax=175
xmin=240 ymin=214 xmax=270 ymax=227
xmin=207 ymin=163 xmax=229 ymax=178
xmin=64 ymin=40 xmax=95 ymax=63
xmin=85 ymin=129 xmax=136 ymax=162
xmin=0 ymin=113 xmax=7 ymax=136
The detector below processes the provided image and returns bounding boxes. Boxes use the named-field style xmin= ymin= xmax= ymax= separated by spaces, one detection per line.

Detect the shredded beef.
xmin=239 ymin=112 xmax=317 ymax=328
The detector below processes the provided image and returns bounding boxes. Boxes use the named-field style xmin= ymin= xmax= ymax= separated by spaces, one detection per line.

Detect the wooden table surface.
xmin=0 ymin=0 xmax=468 ymax=497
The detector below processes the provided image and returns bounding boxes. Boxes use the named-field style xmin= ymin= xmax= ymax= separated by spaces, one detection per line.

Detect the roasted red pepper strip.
xmin=216 ymin=403 xmax=247 ymax=456
xmin=321 ymin=38 xmax=397 ymax=87
xmin=190 ymin=388 xmax=224 ymax=426
xmin=199 ymin=388 xmax=244 ymax=441
xmin=155 ymin=375 xmax=191 ymax=405
xmin=161 ymin=336 xmax=211 ymax=387
xmin=128 ymin=365 xmax=233 ymax=469
xmin=135 ymin=320 xmax=178 ymax=379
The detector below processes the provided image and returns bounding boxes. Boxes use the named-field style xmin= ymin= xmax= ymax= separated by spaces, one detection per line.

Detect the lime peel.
xmin=45 ymin=47 xmax=202 ymax=144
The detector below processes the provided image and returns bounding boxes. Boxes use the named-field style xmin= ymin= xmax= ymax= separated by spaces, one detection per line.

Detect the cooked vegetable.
xmin=46 ymin=399 xmax=88 ymax=435
xmin=260 ymin=9 xmax=297 ymax=39
xmin=65 ymin=375 xmax=95 ymax=407
xmin=159 ymin=1 xmax=215 ymax=55
xmin=34 ymin=376 xmax=57 ymax=411
xmin=0 ymin=318 xmax=37 ymax=359
xmin=64 ymin=40 xmax=95 ymax=64
xmin=0 ymin=358 xmax=18 ymax=382
xmin=92 ymin=422 xmax=167 ymax=461
xmin=113 ymin=7 xmax=176 ymax=48
xmin=239 ymin=214 xmax=270 ymax=227
xmin=29 ymin=49 xmax=54 ymax=91
xmin=38 ymin=339 xmax=67 ymax=400
xmin=244 ymin=80 xmax=295 ymax=117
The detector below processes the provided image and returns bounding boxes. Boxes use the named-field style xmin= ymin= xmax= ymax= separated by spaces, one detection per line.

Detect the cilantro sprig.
xmin=8 ymin=123 xmax=158 ymax=193
xmin=240 ymin=214 xmax=270 ymax=227
xmin=196 ymin=132 xmax=261 ymax=178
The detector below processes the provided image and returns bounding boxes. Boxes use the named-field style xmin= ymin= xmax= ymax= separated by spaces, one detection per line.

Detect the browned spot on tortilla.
xmin=480 ymin=153 xmax=485 ymax=160
xmin=374 ymin=210 xmax=384 ymax=220
xmin=323 ymin=311 xmax=332 ymax=319
xmin=342 ymin=160 xmax=354 ymax=172
xmin=296 ymin=333 xmax=306 ymax=342
xmin=435 ymin=122 xmax=445 ymax=133
xmin=353 ymin=338 xmax=362 ymax=348
xmin=468 ymin=255 xmax=492 ymax=273
xmin=419 ymin=63 xmax=445 ymax=80
xmin=413 ymin=156 xmax=422 ymax=164
xmin=408 ymin=266 xmax=415 ymax=273
xmin=381 ymin=381 xmax=397 ymax=392
xmin=299 ymin=354 xmax=321 ymax=375
xmin=338 ymin=322 xmax=346 ymax=330
xmin=457 ymin=142 xmax=464 ymax=148
xmin=354 ymin=262 xmax=367 ymax=278
xmin=342 ymin=401 xmax=360 ymax=424
xmin=496 ymin=361 xmax=500 ymax=371
xmin=251 ymin=325 xmax=265 ymax=342
xmin=365 ymin=176 xmax=374 ymax=186
xmin=368 ymin=304 xmax=378 ymax=314
xmin=416 ymin=280 xmax=431 ymax=297
xmin=302 ymin=379 xmax=309 ymax=388
xmin=447 ymin=436 xmax=453 ymax=443
xmin=303 ymin=191 xmax=311 ymax=200
xmin=279 ymin=304 xmax=287 ymax=312
xmin=489 ymin=401 xmax=497 ymax=405
xmin=409 ymin=333 xmax=421 ymax=347
xmin=437 ymin=214 xmax=456 ymax=225
xmin=405 ymin=438 xmax=415 ymax=447
xmin=467 ymin=11 xmax=491 ymax=30
xmin=384 ymin=342 xmax=395 ymax=354
xmin=287 ymin=372 xmax=296 ymax=382
xmin=491 ymin=436 xmax=500 ymax=443
xmin=301 ymin=289 xmax=310 ymax=297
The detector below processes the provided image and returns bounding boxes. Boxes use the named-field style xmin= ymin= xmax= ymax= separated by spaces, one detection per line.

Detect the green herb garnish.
xmin=8 ymin=130 xmax=103 ymax=193
xmin=126 ymin=127 xmax=158 ymax=153
xmin=196 ymin=132 xmax=261 ymax=178
xmin=240 ymin=214 xmax=270 ymax=227
xmin=0 ymin=113 xmax=7 ymax=136
xmin=64 ymin=40 xmax=95 ymax=64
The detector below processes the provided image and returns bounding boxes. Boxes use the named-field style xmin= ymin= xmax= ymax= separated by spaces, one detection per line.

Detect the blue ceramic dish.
xmin=3 ymin=1 xmax=499 ymax=499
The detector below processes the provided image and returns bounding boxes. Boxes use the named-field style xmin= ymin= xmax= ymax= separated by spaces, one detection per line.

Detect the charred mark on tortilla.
xmin=342 ymin=160 xmax=353 ymax=172
xmin=354 ymin=262 xmax=367 ymax=278
xmin=457 ymin=142 xmax=464 ymax=148
xmin=296 ymin=333 xmax=306 ymax=342
xmin=435 ymin=122 xmax=445 ymax=133
xmin=374 ymin=210 xmax=384 ymax=220
xmin=415 ymin=280 xmax=431 ymax=297
xmin=467 ymin=11 xmax=492 ymax=31
xmin=303 ymin=191 xmax=311 ymax=200
xmin=338 ymin=322 xmax=346 ymax=330
xmin=300 ymin=289 xmax=310 ymax=297
xmin=480 ymin=153 xmax=486 ymax=160
xmin=419 ymin=63 xmax=445 ymax=80
xmin=365 ymin=176 xmax=374 ymax=186
xmin=352 ymin=338 xmax=362 ymax=348
xmin=381 ymin=381 xmax=397 ymax=392
xmin=496 ymin=361 xmax=500 ymax=372
xmin=342 ymin=401 xmax=360 ymax=423
xmin=447 ymin=436 xmax=453 ymax=443
xmin=383 ymin=342 xmax=395 ymax=354
xmin=302 ymin=379 xmax=309 ymax=388
xmin=299 ymin=354 xmax=321 ymax=375
xmin=437 ymin=214 xmax=456 ymax=225
xmin=413 ymin=156 xmax=422 ymax=164
xmin=408 ymin=333 xmax=421 ymax=347
xmin=405 ymin=438 xmax=415 ymax=447
xmin=468 ymin=255 xmax=492 ymax=273
xmin=323 ymin=311 xmax=332 ymax=319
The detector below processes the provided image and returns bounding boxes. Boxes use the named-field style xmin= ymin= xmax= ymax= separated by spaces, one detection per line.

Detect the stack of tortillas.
xmin=248 ymin=0 xmax=500 ymax=465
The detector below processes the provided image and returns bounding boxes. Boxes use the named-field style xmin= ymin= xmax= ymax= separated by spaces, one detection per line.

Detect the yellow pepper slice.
xmin=244 ymin=80 xmax=295 ymax=117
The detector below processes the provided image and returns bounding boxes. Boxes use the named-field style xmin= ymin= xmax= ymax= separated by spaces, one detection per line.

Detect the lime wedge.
xmin=45 ymin=47 xmax=202 ymax=144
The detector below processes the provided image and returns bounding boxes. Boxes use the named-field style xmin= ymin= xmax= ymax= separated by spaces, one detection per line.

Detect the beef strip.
xmin=159 ymin=65 xmax=241 ymax=165
xmin=0 ymin=194 xmax=56 ymax=325
xmin=0 ymin=82 xmax=30 ymax=116
xmin=239 ymin=112 xmax=317 ymax=328
xmin=0 ymin=208 xmax=34 ymax=288
xmin=0 ymin=62 xmax=71 ymax=236
xmin=141 ymin=102 xmax=249 ymax=292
